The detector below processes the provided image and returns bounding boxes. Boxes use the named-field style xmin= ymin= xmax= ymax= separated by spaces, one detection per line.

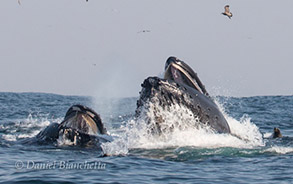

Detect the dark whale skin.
xmin=136 ymin=76 xmax=231 ymax=134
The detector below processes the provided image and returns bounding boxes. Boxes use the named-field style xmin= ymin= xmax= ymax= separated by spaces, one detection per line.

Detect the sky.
xmin=0 ymin=0 xmax=292 ymax=98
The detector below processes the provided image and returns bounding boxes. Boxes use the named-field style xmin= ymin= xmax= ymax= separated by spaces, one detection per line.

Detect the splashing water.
xmin=1 ymin=113 xmax=62 ymax=142
xmin=264 ymin=146 xmax=293 ymax=154
xmin=101 ymin=134 xmax=129 ymax=156
xmin=101 ymin=98 xmax=265 ymax=156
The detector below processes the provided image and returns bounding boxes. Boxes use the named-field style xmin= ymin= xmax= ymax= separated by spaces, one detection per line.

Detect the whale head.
xmin=164 ymin=56 xmax=209 ymax=96
xmin=136 ymin=57 xmax=230 ymax=135
xmin=58 ymin=105 xmax=107 ymax=146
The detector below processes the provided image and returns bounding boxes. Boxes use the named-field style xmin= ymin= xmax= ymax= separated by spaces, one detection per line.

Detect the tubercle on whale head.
xmin=136 ymin=77 xmax=179 ymax=118
xmin=136 ymin=76 xmax=231 ymax=134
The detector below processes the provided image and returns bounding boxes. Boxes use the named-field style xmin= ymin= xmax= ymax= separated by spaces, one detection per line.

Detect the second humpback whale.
xmin=25 ymin=105 xmax=110 ymax=147
xmin=136 ymin=57 xmax=231 ymax=135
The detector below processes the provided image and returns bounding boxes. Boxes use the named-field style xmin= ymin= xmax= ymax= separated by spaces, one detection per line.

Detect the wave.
xmin=264 ymin=146 xmax=293 ymax=154
xmin=0 ymin=113 xmax=62 ymax=142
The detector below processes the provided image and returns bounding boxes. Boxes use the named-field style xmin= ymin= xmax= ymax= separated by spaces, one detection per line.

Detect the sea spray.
xmin=1 ymin=113 xmax=57 ymax=141
xmin=101 ymin=98 xmax=265 ymax=156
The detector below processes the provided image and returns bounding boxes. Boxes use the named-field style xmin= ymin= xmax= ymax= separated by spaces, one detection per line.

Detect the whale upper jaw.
xmin=164 ymin=56 xmax=209 ymax=96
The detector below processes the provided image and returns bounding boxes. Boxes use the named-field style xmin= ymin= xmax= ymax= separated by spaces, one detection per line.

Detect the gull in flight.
xmin=137 ymin=30 xmax=151 ymax=34
xmin=222 ymin=5 xmax=233 ymax=19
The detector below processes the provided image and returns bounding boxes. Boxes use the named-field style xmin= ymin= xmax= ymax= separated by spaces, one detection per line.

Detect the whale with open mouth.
xmin=30 ymin=105 xmax=110 ymax=147
xmin=136 ymin=56 xmax=231 ymax=134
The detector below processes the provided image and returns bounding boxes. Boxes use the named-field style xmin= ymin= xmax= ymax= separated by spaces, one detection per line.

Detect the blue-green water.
xmin=0 ymin=92 xmax=292 ymax=183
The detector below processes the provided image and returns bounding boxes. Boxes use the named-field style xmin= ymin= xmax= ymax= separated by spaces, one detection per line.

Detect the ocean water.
xmin=0 ymin=92 xmax=292 ymax=183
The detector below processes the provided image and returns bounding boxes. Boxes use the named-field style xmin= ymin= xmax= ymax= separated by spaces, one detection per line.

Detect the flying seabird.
xmin=222 ymin=5 xmax=233 ymax=19
xmin=137 ymin=30 xmax=151 ymax=34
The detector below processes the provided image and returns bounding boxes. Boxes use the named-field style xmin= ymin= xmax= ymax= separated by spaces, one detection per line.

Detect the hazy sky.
xmin=1 ymin=0 xmax=292 ymax=97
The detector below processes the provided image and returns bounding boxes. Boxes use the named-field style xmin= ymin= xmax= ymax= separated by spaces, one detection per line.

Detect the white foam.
xmin=1 ymin=114 xmax=61 ymax=141
xmin=264 ymin=146 xmax=293 ymax=154
xmin=17 ymin=130 xmax=40 ymax=138
xmin=21 ymin=114 xmax=53 ymax=128
xmin=225 ymin=115 xmax=264 ymax=147
xmin=101 ymin=99 xmax=265 ymax=155
xmin=263 ymin=132 xmax=273 ymax=138
xmin=2 ymin=130 xmax=40 ymax=141
xmin=101 ymin=134 xmax=129 ymax=156
xmin=57 ymin=134 xmax=75 ymax=146
xmin=2 ymin=134 xmax=17 ymax=142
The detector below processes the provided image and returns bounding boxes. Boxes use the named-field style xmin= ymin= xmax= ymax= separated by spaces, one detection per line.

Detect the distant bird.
xmin=137 ymin=30 xmax=151 ymax=34
xmin=222 ymin=5 xmax=233 ymax=19
xmin=17 ymin=0 xmax=21 ymax=5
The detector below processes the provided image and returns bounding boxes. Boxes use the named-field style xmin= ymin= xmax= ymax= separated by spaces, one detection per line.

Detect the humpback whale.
xmin=30 ymin=105 xmax=109 ymax=146
xmin=136 ymin=57 xmax=231 ymax=134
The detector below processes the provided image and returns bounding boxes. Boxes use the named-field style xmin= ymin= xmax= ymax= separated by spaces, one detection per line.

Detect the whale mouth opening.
xmin=56 ymin=113 xmax=99 ymax=146
xmin=60 ymin=113 xmax=99 ymax=136
xmin=164 ymin=57 xmax=209 ymax=96
xmin=56 ymin=105 xmax=107 ymax=146
xmin=59 ymin=105 xmax=106 ymax=136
